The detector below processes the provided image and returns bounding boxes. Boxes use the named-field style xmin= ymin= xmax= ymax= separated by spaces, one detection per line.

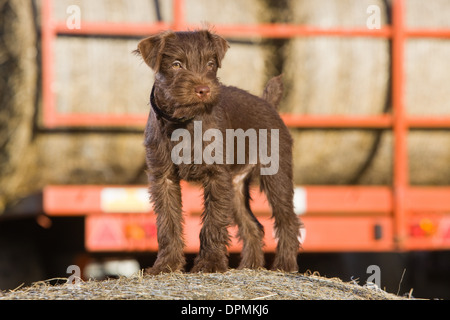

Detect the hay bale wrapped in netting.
xmin=356 ymin=0 xmax=450 ymax=185
xmin=357 ymin=0 xmax=450 ymax=185
xmin=283 ymin=0 xmax=450 ymax=185
xmin=52 ymin=0 xmax=269 ymax=113
xmin=0 ymin=269 xmax=407 ymax=300
xmin=184 ymin=0 xmax=270 ymax=95
xmin=0 ymin=0 xmax=37 ymax=211
xmin=282 ymin=0 xmax=390 ymax=185
xmin=51 ymin=0 xmax=157 ymax=115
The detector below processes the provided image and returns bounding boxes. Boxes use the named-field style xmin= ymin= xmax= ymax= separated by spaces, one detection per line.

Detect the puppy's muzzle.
xmin=195 ymin=85 xmax=211 ymax=100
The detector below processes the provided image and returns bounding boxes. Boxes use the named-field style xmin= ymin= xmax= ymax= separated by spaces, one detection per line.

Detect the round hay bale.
xmin=0 ymin=269 xmax=407 ymax=300
xmin=184 ymin=0 xmax=270 ymax=95
xmin=29 ymin=133 xmax=146 ymax=186
xmin=358 ymin=131 xmax=450 ymax=186
xmin=54 ymin=37 xmax=153 ymax=114
xmin=282 ymin=0 xmax=450 ymax=185
xmin=400 ymin=0 xmax=450 ymax=185
xmin=0 ymin=0 xmax=37 ymax=210
xmin=358 ymin=0 xmax=450 ymax=185
xmin=51 ymin=0 xmax=163 ymax=23
xmin=51 ymin=0 xmax=159 ymax=114
xmin=282 ymin=0 xmax=390 ymax=185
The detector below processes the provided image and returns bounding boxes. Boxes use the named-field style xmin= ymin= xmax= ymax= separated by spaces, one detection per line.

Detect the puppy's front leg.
xmin=192 ymin=169 xmax=233 ymax=273
xmin=146 ymin=173 xmax=185 ymax=274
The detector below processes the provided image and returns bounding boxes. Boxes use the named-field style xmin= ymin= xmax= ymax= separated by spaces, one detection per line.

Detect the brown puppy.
xmin=135 ymin=29 xmax=302 ymax=274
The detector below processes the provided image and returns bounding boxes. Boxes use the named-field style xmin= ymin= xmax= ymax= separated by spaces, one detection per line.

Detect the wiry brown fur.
xmin=135 ymin=29 xmax=302 ymax=274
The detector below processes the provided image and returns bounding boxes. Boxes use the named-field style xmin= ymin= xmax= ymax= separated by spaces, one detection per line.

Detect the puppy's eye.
xmin=172 ymin=61 xmax=182 ymax=70
xmin=206 ymin=60 xmax=216 ymax=70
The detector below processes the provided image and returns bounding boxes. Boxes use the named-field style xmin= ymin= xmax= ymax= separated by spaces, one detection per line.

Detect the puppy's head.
xmin=136 ymin=29 xmax=229 ymax=118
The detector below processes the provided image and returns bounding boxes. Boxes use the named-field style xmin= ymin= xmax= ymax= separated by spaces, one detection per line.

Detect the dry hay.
xmin=0 ymin=269 xmax=407 ymax=300
xmin=0 ymin=0 xmax=37 ymax=211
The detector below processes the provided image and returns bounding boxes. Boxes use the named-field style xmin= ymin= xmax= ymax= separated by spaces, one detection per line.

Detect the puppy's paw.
xmin=271 ymin=256 xmax=299 ymax=273
xmin=191 ymin=257 xmax=228 ymax=273
xmin=145 ymin=258 xmax=184 ymax=275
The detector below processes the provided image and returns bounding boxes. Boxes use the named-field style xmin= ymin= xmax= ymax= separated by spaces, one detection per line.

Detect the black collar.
xmin=150 ymin=85 xmax=193 ymax=124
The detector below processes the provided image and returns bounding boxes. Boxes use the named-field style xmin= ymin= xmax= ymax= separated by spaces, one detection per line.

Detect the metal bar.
xmin=45 ymin=184 xmax=450 ymax=252
xmin=54 ymin=21 xmax=170 ymax=36
xmin=173 ymin=0 xmax=185 ymax=31
xmin=44 ymin=184 xmax=450 ymax=216
xmin=44 ymin=114 xmax=397 ymax=129
xmin=51 ymin=22 xmax=393 ymax=38
xmin=407 ymin=116 xmax=450 ymax=128
xmin=407 ymin=29 xmax=450 ymax=39
xmin=49 ymin=22 xmax=450 ymax=40
xmin=405 ymin=187 xmax=450 ymax=213
xmin=44 ymin=185 xmax=392 ymax=216
xmin=214 ymin=24 xmax=393 ymax=39
xmin=44 ymin=186 xmax=104 ymax=216
xmin=48 ymin=16 xmax=450 ymax=40
xmin=392 ymin=0 xmax=408 ymax=250
xmin=41 ymin=0 xmax=57 ymax=128
xmin=298 ymin=217 xmax=394 ymax=252
xmin=84 ymin=214 xmax=395 ymax=252
xmin=46 ymin=114 xmax=148 ymax=128
xmin=281 ymin=114 xmax=393 ymax=129
xmin=284 ymin=115 xmax=450 ymax=129
xmin=39 ymin=113 xmax=450 ymax=129
xmin=305 ymin=187 xmax=392 ymax=214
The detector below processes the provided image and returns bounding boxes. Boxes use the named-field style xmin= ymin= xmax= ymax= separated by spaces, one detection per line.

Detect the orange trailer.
xmin=40 ymin=0 xmax=450 ymax=255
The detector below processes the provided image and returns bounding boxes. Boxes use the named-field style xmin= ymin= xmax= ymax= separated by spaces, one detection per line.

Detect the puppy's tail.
xmin=261 ymin=74 xmax=284 ymax=110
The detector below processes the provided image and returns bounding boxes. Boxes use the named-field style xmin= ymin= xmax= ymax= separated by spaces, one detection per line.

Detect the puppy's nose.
xmin=195 ymin=85 xmax=211 ymax=99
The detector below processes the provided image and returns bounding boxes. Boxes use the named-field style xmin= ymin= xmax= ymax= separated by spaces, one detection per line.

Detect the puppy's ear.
xmin=135 ymin=31 xmax=174 ymax=72
xmin=210 ymin=33 xmax=229 ymax=68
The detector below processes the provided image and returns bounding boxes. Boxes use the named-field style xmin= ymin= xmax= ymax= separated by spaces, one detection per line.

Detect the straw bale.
xmin=359 ymin=1 xmax=450 ymax=185
xmin=281 ymin=0 xmax=390 ymax=185
xmin=47 ymin=0 xmax=270 ymax=112
xmin=357 ymin=131 xmax=450 ymax=186
xmin=30 ymin=133 xmax=146 ymax=185
xmin=54 ymin=37 xmax=153 ymax=114
xmin=51 ymin=0 xmax=166 ymax=23
xmin=0 ymin=269 xmax=407 ymax=300
xmin=51 ymin=0 xmax=268 ymax=114
xmin=0 ymin=0 xmax=37 ymax=210
xmin=184 ymin=0 xmax=269 ymax=94
xmin=401 ymin=1 xmax=450 ymax=185
xmin=282 ymin=0 xmax=450 ymax=185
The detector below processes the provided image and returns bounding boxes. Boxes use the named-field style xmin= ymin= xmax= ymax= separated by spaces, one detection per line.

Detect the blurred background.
xmin=1 ymin=0 xmax=450 ymax=299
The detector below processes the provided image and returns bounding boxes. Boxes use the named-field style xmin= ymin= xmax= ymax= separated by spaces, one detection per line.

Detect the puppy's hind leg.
xmin=260 ymin=168 xmax=302 ymax=272
xmin=232 ymin=171 xmax=265 ymax=270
